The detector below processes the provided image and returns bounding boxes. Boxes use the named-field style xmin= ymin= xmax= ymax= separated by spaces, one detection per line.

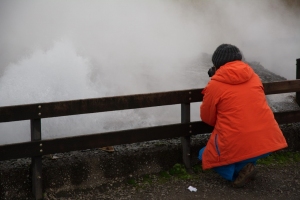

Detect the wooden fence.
xmin=0 ymin=59 xmax=300 ymax=199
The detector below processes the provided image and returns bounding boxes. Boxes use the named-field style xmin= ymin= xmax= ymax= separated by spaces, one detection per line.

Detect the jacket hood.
xmin=211 ymin=61 xmax=253 ymax=85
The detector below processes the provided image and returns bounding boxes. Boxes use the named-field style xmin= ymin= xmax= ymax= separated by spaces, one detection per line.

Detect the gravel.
xmin=44 ymin=162 xmax=300 ymax=200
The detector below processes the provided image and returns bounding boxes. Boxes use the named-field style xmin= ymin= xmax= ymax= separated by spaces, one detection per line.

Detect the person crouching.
xmin=199 ymin=44 xmax=288 ymax=187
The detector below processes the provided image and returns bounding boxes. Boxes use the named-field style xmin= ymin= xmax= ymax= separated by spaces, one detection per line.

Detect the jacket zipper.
xmin=215 ymin=134 xmax=221 ymax=158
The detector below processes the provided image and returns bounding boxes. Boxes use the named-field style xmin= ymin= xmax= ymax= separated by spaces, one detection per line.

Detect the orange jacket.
xmin=200 ymin=61 xmax=287 ymax=170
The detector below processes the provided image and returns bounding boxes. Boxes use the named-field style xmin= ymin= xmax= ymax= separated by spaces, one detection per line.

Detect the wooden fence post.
xmin=181 ymin=103 xmax=193 ymax=173
xmin=31 ymin=119 xmax=42 ymax=200
xmin=296 ymin=58 xmax=300 ymax=106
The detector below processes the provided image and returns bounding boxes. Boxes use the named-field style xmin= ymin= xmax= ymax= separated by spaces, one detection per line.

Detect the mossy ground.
xmin=126 ymin=151 xmax=300 ymax=188
xmin=256 ymin=151 xmax=300 ymax=165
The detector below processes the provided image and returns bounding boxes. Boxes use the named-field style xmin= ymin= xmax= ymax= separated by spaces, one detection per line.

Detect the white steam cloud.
xmin=0 ymin=0 xmax=299 ymax=144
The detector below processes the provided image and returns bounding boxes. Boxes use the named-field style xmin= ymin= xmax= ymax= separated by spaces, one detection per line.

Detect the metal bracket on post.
xmin=181 ymin=102 xmax=193 ymax=173
xmin=31 ymin=118 xmax=43 ymax=200
xmin=296 ymin=58 xmax=300 ymax=106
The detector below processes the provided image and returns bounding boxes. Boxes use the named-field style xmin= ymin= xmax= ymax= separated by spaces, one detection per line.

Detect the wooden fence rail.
xmin=1 ymin=79 xmax=300 ymax=123
xmin=0 ymin=79 xmax=300 ymax=199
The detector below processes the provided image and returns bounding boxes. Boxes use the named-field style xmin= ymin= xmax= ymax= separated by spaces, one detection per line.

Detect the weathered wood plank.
xmin=0 ymin=141 xmax=41 ymax=160
xmin=274 ymin=110 xmax=300 ymax=124
xmin=190 ymin=121 xmax=214 ymax=134
xmin=0 ymin=89 xmax=203 ymax=123
xmin=263 ymin=79 xmax=300 ymax=95
xmin=0 ymin=121 xmax=211 ymax=161
xmin=0 ymin=123 xmax=190 ymax=161
xmin=1 ymin=79 xmax=300 ymax=123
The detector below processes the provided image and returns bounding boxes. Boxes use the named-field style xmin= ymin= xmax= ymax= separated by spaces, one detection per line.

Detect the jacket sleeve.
xmin=200 ymin=86 xmax=218 ymax=126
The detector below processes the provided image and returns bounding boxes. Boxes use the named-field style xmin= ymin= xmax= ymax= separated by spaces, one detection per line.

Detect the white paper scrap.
xmin=187 ymin=186 xmax=197 ymax=192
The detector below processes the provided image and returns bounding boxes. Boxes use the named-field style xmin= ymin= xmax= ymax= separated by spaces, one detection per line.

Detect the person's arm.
xmin=200 ymin=87 xmax=218 ymax=126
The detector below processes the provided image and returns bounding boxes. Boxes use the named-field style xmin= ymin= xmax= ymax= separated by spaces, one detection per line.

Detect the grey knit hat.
xmin=212 ymin=44 xmax=242 ymax=69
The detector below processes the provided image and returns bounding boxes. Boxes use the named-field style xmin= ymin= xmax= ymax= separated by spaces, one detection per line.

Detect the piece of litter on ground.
xmin=187 ymin=186 xmax=197 ymax=192
xmin=51 ymin=155 xmax=59 ymax=160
